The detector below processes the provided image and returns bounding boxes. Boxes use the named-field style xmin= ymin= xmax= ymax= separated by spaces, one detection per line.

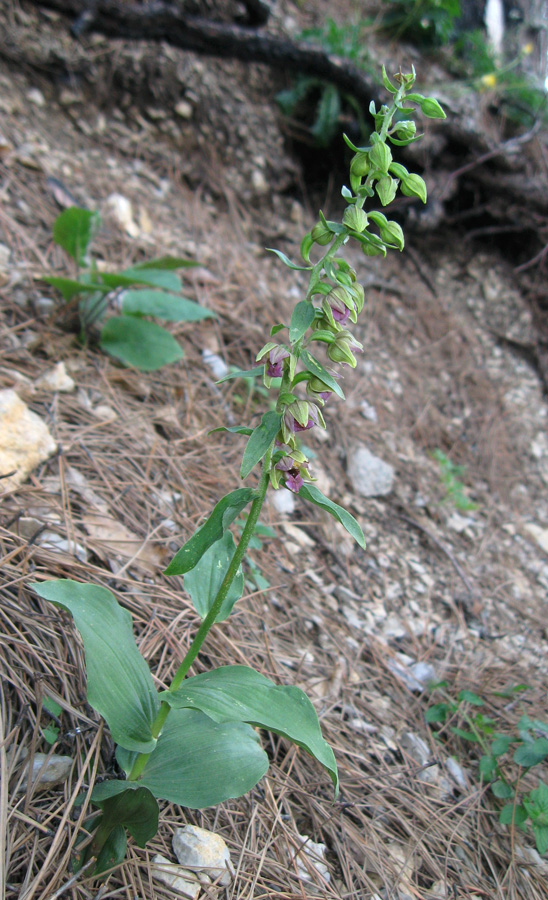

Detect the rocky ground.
xmin=1 ymin=2 xmax=548 ymax=899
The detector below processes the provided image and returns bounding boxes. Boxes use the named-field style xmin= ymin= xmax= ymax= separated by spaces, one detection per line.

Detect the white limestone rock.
xmin=173 ymin=825 xmax=234 ymax=887
xmin=151 ymin=855 xmax=201 ymax=899
xmin=0 ymin=390 xmax=57 ymax=491
xmin=347 ymin=446 xmax=394 ymax=497
xmin=18 ymin=752 xmax=72 ymax=791
xmin=36 ymin=361 xmax=75 ymax=393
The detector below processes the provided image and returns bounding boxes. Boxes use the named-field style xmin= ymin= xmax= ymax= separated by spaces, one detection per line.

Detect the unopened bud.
xmin=401 ymin=173 xmax=427 ymax=204
xmin=311 ymin=222 xmax=333 ymax=246
xmin=369 ymin=141 xmax=392 ymax=174
xmin=350 ymin=152 xmax=370 ymax=177
xmin=379 ymin=219 xmax=404 ymax=250
xmin=394 ymin=120 xmax=416 ymax=140
xmin=342 ymin=205 xmax=368 ymax=233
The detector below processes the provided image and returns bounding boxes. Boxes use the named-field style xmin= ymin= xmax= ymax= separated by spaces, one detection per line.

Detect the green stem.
xmin=127 ymin=445 xmax=274 ymax=782
xmin=305 ymin=233 xmax=347 ymax=301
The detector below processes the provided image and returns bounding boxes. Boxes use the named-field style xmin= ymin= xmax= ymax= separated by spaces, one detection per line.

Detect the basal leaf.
xmin=43 ymin=276 xmax=108 ymax=302
xmin=131 ymin=256 xmax=199 ymax=270
xmin=100 ymin=317 xmax=183 ymax=371
xmin=241 ymin=412 xmax=281 ymax=479
xmin=184 ymin=532 xmax=244 ymax=622
xmin=32 ymin=580 xmax=160 ymax=753
xmin=137 ymin=708 xmax=269 ymax=808
xmin=52 ymin=207 xmax=100 ymax=265
xmin=164 ymin=489 xmax=255 ymax=575
xmin=298 ymin=483 xmax=365 ymax=549
xmin=289 ymin=301 xmax=315 ymax=343
xmin=162 ymin=665 xmax=338 ymax=793
xmin=92 ymin=825 xmax=126 ymax=876
xmin=101 ymin=269 xmax=182 ymax=292
xmin=299 ymin=350 xmax=345 ymax=399
xmin=91 ymin=787 xmax=159 ymax=849
xmin=122 ymin=290 xmax=214 ymax=322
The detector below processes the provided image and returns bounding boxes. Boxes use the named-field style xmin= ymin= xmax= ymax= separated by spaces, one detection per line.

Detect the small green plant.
xmin=426 ymin=683 xmax=548 ymax=855
xmin=432 ymin=448 xmax=479 ymax=511
xmin=276 ymin=18 xmax=373 ymax=147
xmin=381 ymin=0 xmax=461 ymax=47
xmin=44 ymin=207 xmax=214 ymax=371
xmin=33 ymin=68 xmax=445 ymax=876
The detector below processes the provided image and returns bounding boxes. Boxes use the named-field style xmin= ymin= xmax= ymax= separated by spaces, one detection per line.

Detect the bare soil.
xmin=1 ymin=2 xmax=548 ymax=899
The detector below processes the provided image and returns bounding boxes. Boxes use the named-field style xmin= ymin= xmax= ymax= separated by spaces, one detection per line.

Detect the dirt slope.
xmin=1 ymin=2 xmax=548 ymax=899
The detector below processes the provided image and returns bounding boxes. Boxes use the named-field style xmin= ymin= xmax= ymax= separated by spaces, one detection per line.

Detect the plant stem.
xmin=127 ymin=445 xmax=274 ymax=782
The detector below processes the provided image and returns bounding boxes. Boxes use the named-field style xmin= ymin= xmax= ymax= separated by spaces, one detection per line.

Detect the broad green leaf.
xmin=162 ymin=665 xmax=338 ymax=792
xmin=450 ymin=727 xmax=477 ymax=742
xmin=289 ymin=301 xmax=315 ymax=343
xmin=100 ymin=317 xmax=183 ymax=371
xmin=492 ymin=780 xmax=513 ymax=799
xmin=491 ymin=735 xmax=512 ymax=757
xmin=267 ymin=248 xmax=312 ymax=271
xmin=43 ymin=696 xmax=62 ymax=717
xmin=164 ymin=489 xmax=255 ymax=575
xmin=92 ymin=825 xmax=126 ymax=876
xmin=479 ymin=755 xmax=497 ymax=780
xmin=299 ymin=350 xmax=344 ymax=399
xmin=425 ymin=703 xmax=451 ymax=724
xmin=184 ymin=532 xmax=244 ymax=622
xmin=131 ymin=256 xmax=199 ymax=270
xmin=43 ymin=276 xmax=108 ymax=302
xmin=92 ymin=786 xmax=159 ymax=848
xmin=100 ymin=269 xmax=182 ymax=292
xmin=458 ymin=690 xmax=484 ymax=706
xmin=532 ymin=824 xmax=548 ymax=856
xmin=53 ymin=207 xmax=100 ymax=265
xmin=137 ymin=708 xmax=269 ymax=808
xmin=499 ymin=803 xmax=527 ymax=826
xmin=241 ymin=412 xmax=281 ymax=479
xmin=216 ymin=366 xmax=264 ymax=383
xmin=122 ymin=290 xmax=214 ymax=322
xmin=514 ymin=738 xmax=548 ymax=768
xmin=31 ymin=580 xmax=159 ymax=753
xmin=298 ymin=483 xmax=365 ymax=550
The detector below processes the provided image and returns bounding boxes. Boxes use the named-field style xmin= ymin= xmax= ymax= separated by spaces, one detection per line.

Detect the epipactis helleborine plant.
xmin=32 ymin=68 xmax=445 ymax=876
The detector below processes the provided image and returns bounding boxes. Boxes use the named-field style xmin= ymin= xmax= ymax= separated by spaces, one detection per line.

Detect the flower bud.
xmin=379 ymin=219 xmax=404 ymax=251
xmin=342 ymin=205 xmax=368 ymax=233
xmin=348 ymin=282 xmax=365 ymax=315
xmin=394 ymin=120 xmax=416 ymax=140
xmin=350 ymin=152 xmax=369 ymax=177
xmin=311 ymin=222 xmax=333 ymax=246
xmin=369 ymin=141 xmax=392 ymax=174
xmin=361 ymin=241 xmax=386 ymax=258
xmin=376 ymin=175 xmax=398 ymax=207
xmin=418 ymin=97 xmax=446 ymax=119
xmin=401 ymin=173 xmax=427 ymax=204
xmin=326 ymin=331 xmax=363 ymax=368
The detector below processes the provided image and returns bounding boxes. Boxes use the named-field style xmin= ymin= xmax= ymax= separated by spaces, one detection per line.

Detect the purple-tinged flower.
xmin=285 ymin=471 xmax=304 ymax=493
xmin=266 ymin=346 xmax=289 ymax=378
xmin=331 ymin=305 xmax=351 ymax=325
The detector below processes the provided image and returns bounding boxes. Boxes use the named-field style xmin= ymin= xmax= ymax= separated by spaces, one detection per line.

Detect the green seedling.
xmin=44 ymin=207 xmax=214 ymax=371
xmin=432 ymin=448 xmax=479 ymax=511
xmin=33 ymin=67 xmax=445 ymax=876
xmin=426 ymin=683 xmax=548 ymax=854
